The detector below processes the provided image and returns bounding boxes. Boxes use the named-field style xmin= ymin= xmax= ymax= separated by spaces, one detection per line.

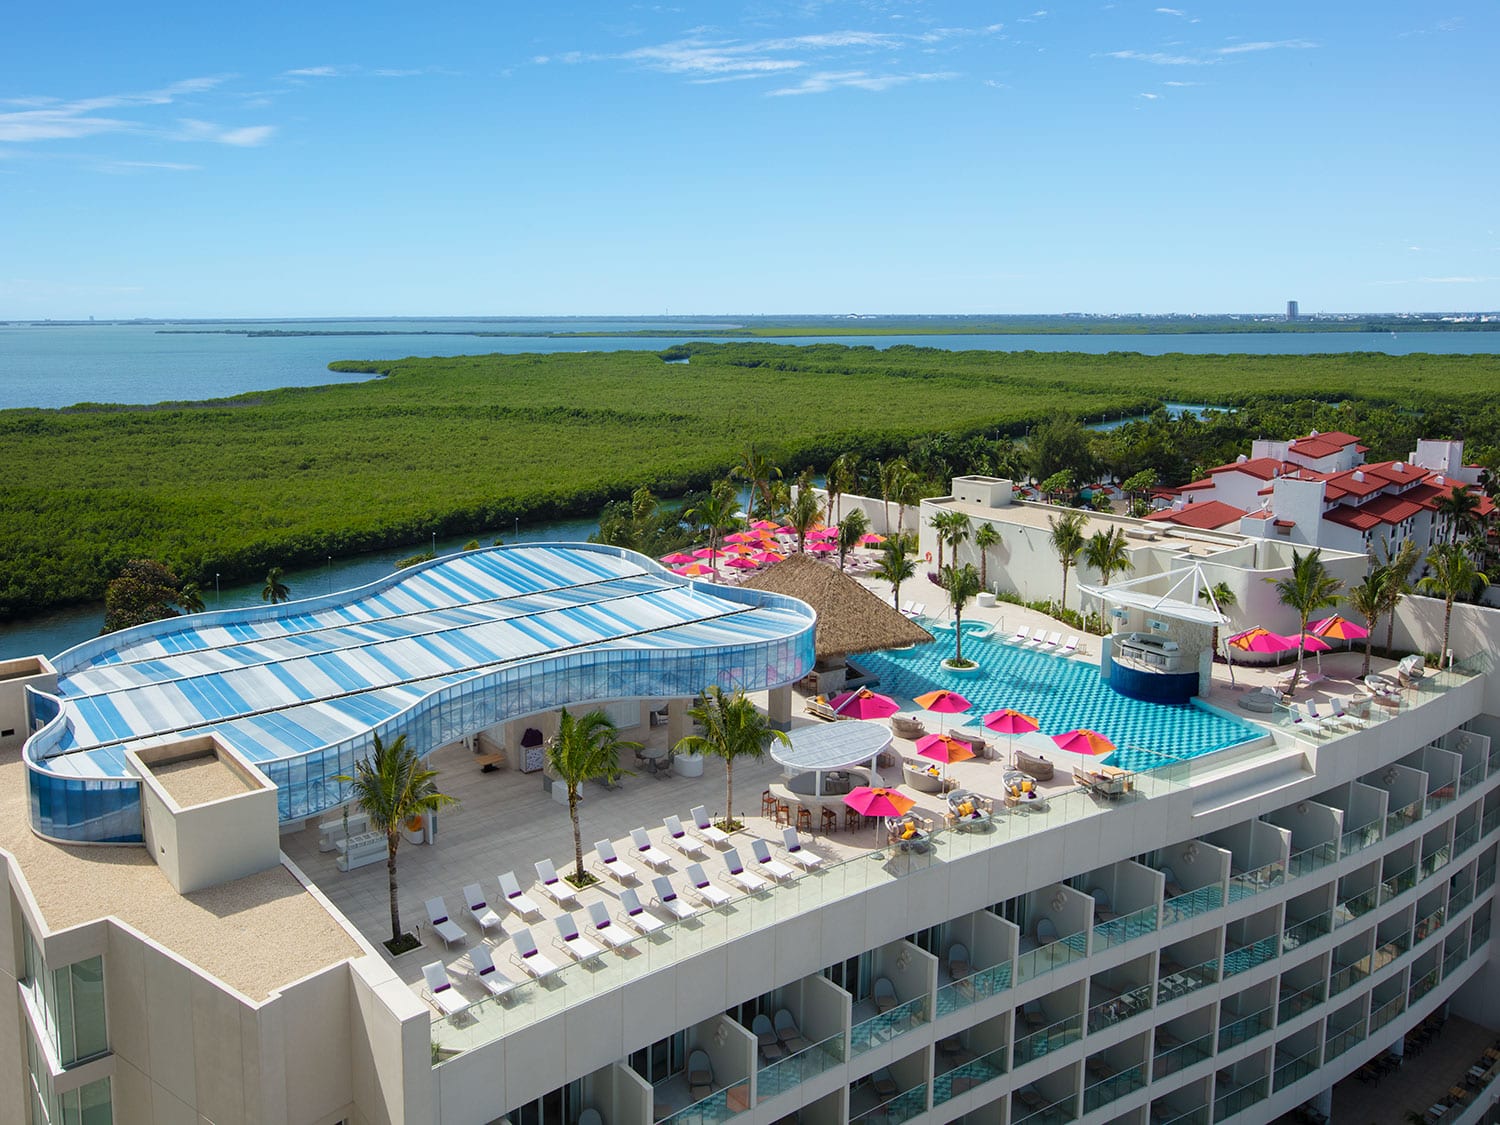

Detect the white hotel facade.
xmin=2 ymin=542 xmax=1499 ymax=1125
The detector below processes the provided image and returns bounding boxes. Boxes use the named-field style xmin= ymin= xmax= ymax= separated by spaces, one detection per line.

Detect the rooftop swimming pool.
xmin=857 ymin=628 xmax=1260 ymax=771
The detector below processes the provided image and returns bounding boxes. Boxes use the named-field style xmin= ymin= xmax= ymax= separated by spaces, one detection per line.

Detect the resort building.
xmin=3 ymin=540 xmax=1500 ymax=1125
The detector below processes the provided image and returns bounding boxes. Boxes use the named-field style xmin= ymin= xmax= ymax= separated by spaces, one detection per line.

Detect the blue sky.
xmin=2 ymin=2 xmax=1495 ymax=318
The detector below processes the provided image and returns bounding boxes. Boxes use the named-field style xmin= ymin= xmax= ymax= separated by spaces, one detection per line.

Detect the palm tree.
xmin=1345 ymin=576 xmax=1384 ymax=677
xmin=1436 ymin=485 xmax=1483 ymax=545
xmin=940 ymin=563 xmax=983 ymax=667
xmin=893 ymin=466 xmax=923 ymax=538
xmin=676 ymin=686 xmax=790 ymax=828
xmin=1198 ymin=581 xmax=1238 ymax=662
xmin=874 ymin=538 xmax=917 ymax=610
xmin=686 ymin=485 xmax=740 ymax=582
xmin=548 ymin=708 xmax=639 ymax=883
xmin=177 ymin=582 xmax=205 ymax=614
xmin=1084 ymin=527 xmax=1131 ymax=588
xmin=1048 ymin=510 xmax=1086 ymax=610
xmin=837 ymin=508 xmax=870 ymax=570
xmin=734 ymin=446 xmax=781 ymax=520
xmin=973 ymin=523 xmax=1001 ymax=590
xmin=788 ymin=486 xmax=823 ymax=553
xmin=1267 ymin=548 xmax=1343 ymax=693
xmin=827 ymin=452 xmax=860 ymax=526
xmin=878 ymin=458 xmax=908 ymax=535
xmin=336 ymin=733 xmax=457 ymax=947
xmin=262 ymin=566 xmax=290 ymax=604
xmin=1418 ymin=542 xmax=1490 ymax=667
xmin=930 ymin=510 xmax=970 ymax=571
xmin=1376 ymin=539 xmax=1420 ymax=657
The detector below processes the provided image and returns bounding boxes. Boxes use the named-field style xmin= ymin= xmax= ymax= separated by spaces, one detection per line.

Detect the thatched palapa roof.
xmin=742 ymin=553 xmax=933 ymax=659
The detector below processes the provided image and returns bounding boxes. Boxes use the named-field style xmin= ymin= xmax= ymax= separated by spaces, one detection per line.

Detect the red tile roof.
xmin=1289 ymin=430 xmax=1362 ymax=460
xmin=1204 ymin=457 xmax=1294 ymax=481
xmin=1145 ymin=500 xmax=1247 ymax=531
xmin=1323 ymin=494 xmax=1426 ymax=531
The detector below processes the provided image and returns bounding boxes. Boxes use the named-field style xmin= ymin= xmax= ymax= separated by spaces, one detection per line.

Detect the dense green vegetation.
xmin=1 ymin=343 xmax=1497 ymax=619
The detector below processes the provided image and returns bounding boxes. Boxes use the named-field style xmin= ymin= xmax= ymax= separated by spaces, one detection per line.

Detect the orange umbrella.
xmin=915 ymin=688 xmax=972 ymax=733
xmin=673 ymin=563 xmax=715 ymax=577
xmin=915 ymin=733 xmax=975 ymax=783
xmin=1051 ymin=729 xmax=1115 ymax=756
xmin=844 ymin=786 xmax=916 ymax=846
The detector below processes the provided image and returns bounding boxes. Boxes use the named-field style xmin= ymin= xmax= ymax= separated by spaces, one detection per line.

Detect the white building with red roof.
xmin=1149 ymin=430 xmax=1492 ymax=556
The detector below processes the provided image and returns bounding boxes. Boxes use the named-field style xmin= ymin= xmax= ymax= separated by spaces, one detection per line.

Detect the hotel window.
xmin=20 ymin=921 xmax=109 ymax=1069
xmin=26 ymin=1034 xmax=112 ymax=1125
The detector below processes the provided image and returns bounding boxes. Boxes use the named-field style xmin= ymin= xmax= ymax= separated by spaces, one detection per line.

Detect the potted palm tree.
xmin=676 ymin=686 xmax=789 ymax=831
xmin=1267 ymin=548 xmax=1343 ymax=694
xmin=1048 ymin=511 xmax=1086 ymax=613
xmin=336 ymin=733 xmax=457 ymax=955
xmin=549 ymin=708 xmax=639 ymax=888
xmin=940 ymin=562 xmax=983 ymax=672
xmin=1418 ymin=542 xmax=1490 ymax=668
xmin=874 ymin=537 xmax=917 ymax=612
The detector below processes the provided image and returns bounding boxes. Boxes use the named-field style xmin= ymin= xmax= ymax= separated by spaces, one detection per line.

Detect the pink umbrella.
xmin=983 ymin=708 xmax=1041 ymax=766
xmin=1052 ymin=729 xmax=1116 ymax=757
xmin=808 ymin=541 xmax=837 ymax=553
xmin=861 ymin=533 xmax=887 ymax=545
xmin=661 ymin=552 xmax=696 ymax=565
xmin=828 ymin=688 xmax=901 ymax=719
xmin=1310 ymin=615 xmax=1369 ymax=641
xmin=751 ymin=519 xmax=780 ymax=531
xmin=915 ymin=689 xmax=972 ymax=733
xmin=755 ymin=551 xmax=786 ymax=565
xmin=692 ymin=547 xmax=724 ymax=559
xmin=723 ymin=531 xmax=760 ymax=544
xmin=724 ymin=557 xmax=759 ymax=570
xmin=915 ymin=733 xmax=975 ymax=781
xmin=674 ymin=563 xmax=715 ymax=577
xmin=843 ymin=785 xmax=915 ymax=846
xmin=1286 ymin=632 xmax=1332 ymax=652
xmin=777 ymin=525 xmax=796 ymax=536
xmin=1226 ymin=627 xmax=1297 ymax=654
xmin=809 ymin=526 xmax=838 ymax=539
xmin=723 ymin=543 xmax=759 ymax=555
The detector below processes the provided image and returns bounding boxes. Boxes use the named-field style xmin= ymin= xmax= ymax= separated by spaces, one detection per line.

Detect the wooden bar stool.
xmin=845 ymin=808 xmax=863 ymax=833
xmin=775 ymin=801 xmax=792 ymax=827
xmin=797 ymin=806 xmax=812 ymax=832
xmin=761 ymin=790 xmax=777 ymax=818
xmin=821 ymin=807 xmax=838 ymax=835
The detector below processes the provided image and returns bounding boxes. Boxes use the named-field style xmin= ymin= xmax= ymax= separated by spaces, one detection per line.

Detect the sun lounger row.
xmin=1287 ymin=697 xmax=1369 ymax=737
xmin=900 ymin=600 xmax=926 ymax=618
xmin=1005 ymin=626 xmax=1080 ymax=654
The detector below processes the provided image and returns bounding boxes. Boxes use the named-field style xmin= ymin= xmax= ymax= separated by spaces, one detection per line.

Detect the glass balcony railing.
xmin=1014 ymin=931 xmax=1088 ymax=985
xmin=756 ymin=1033 xmax=843 ymax=1103
xmin=1409 ymin=968 xmax=1440 ymax=1003
xmin=1158 ymin=957 xmax=1219 ymax=1003
xmin=1341 ymin=820 xmax=1383 ymax=857
xmin=1223 ymin=934 xmax=1279 ymax=977
xmin=1458 ymin=760 xmax=1486 ymax=795
xmin=931 ymin=1045 xmax=1007 ymax=1106
xmin=1288 ymin=841 xmax=1338 ymax=878
xmin=1415 ymin=908 xmax=1446 ymax=944
xmin=1386 ymin=798 xmax=1425 ymax=837
xmin=1477 ymin=862 xmax=1496 ymax=893
xmin=1324 ymin=1022 xmax=1366 ymax=1061
xmin=658 ymin=1084 xmax=747 ymax=1125
xmin=1218 ymin=1006 xmax=1272 ymax=1051
xmin=1153 ymin=1031 xmax=1214 ymax=1080
xmin=1213 ymin=1078 xmax=1268 ymax=1122
xmin=934 ymin=960 xmax=1012 ymax=1017
xmin=1227 ymin=861 xmax=1285 ymax=903
xmin=1369 ymin=995 xmax=1406 ymax=1033
xmin=1082 ymin=1065 xmax=1145 ymax=1113
xmin=1333 ymin=889 xmax=1378 ymax=926
xmin=1421 ymin=846 xmax=1453 ymax=879
xmin=1381 ymin=864 xmax=1418 ymax=904
xmin=1162 ymin=884 xmax=1223 ymax=925
xmin=1450 ymin=883 xmax=1475 ymax=914
xmin=1472 ymin=919 xmax=1491 ymax=951
xmin=1483 ymin=807 xmax=1500 ymax=835
xmin=1328 ymin=960 xmax=1369 ymax=997
xmin=850 ymin=996 xmax=927 ymax=1056
xmin=1274 ymin=1047 xmax=1320 ymax=1091
xmin=1013 ymin=1091 xmax=1077 ymax=1125
xmin=1012 ymin=1013 xmax=1083 ymax=1065
xmin=850 ymin=1083 xmax=926 ymax=1125
xmin=1094 ymin=904 xmax=1159 ymax=950
xmin=1453 ymin=823 xmax=1480 ymax=858
xmin=1154 ymin=1105 xmax=1210 ymax=1125
xmin=1444 ymin=947 xmax=1465 ymax=979
xmin=1278 ymin=981 xmax=1325 ymax=1022
xmin=1282 ymin=912 xmax=1332 ymax=951
xmin=1427 ymin=783 xmax=1458 ymax=812
xmin=1086 ymin=982 xmax=1153 ymax=1033
xmin=1374 ymin=932 xmax=1411 ymax=969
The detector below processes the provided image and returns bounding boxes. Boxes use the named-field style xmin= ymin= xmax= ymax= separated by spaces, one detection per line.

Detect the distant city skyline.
xmin=3 ymin=1 xmax=1496 ymax=319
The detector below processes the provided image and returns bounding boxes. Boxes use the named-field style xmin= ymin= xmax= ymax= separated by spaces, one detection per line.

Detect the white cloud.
xmin=99 ymin=160 xmax=202 ymax=174
xmin=282 ymin=66 xmax=346 ymax=78
xmin=1163 ymin=80 xmax=1201 ymax=86
xmin=0 ymin=77 xmax=226 ymax=143
xmin=1139 ymin=92 xmax=1161 ymax=99
xmin=1155 ymin=7 xmax=1186 ymax=15
xmin=768 ymin=69 xmax=957 ymax=96
xmin=1105 ymin=49 xmax=1217 ymax=66
xmin=177 ymin=119 xmax=276 ymax=146
xmin=1216 ymin=39 xmax=1316 ymax=54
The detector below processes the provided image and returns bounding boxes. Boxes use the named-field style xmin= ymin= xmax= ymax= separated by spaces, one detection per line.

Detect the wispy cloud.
xmin=176 ymin=119 xmax=276 ymax=147
xmin=0 ymin=77 xmax=227 ymax=143
xmin=1216 ymin=39 xmax=1316 ymax=54
xmin=1369 ymin=275 xmax=1498 ymax=286
xmin=282 ymin=65 xmax=348 ymax=78
xmin=1163 ymin=80 xmax=1202 ymax=87
xmin=768 ymin=69 xmax=957 ymax=96
xmin=99 ymin=160 xmax=202 ymax=174
xmin=1104 ymin=50 xmax=1216 ymax=66
xmin=1105 ymin=38 xmax=1316 ymax=66
xmin=1139 ymin=92 xmax=1161 ymax=100
xmin=1155 ymin=7 xmax=1186 ymax=16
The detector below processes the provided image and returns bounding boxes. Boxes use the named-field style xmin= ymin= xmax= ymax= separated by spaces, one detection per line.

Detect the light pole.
xmin=215 ymin=573 xmax=220 ymax=608
xmin=432 ymin=531 xmax=437 ymax=556
xmin=327 ymin=557 xmax=332 ymax=595
xmin=514 ymin=517 xmax=519 ymax=543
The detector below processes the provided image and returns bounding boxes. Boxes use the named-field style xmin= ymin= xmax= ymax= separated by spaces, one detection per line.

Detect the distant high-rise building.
xmin=1287 ymin=299 xmax=1299 ymax=321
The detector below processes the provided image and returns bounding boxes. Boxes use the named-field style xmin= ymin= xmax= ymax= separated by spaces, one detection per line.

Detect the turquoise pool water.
xmin=857 ymin=630 xmax=1260 ymax=772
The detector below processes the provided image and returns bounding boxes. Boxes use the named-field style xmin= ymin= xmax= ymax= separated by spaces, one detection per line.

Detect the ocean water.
xmin=4 ymin=319 xmax=1498 ymax=411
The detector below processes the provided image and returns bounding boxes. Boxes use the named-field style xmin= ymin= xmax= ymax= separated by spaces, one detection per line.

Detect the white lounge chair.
xmin=686 ymin=862 xmax=733 ymax=907
xmin=629 ymin=827 xmax=674 ymax=871
xmin=664 ymin=815 xmax=708 ymax=858
xmin=1288 ymin=702 xmax=1328 ymax=738
xmin=651 ymin=875 xmax=698 ymax=921
xmin=723 ymin=848 xmax=770 ymax=894
xmin=510 ymin=927 xmax=562 ymax=979
xmin=910 ymin=602 xmax=926 ymax=618
xmin=468 ymin=945 xmax=517 ymax=999
xmin=690 ymin=805 xmax=731 ymax=847
xmin=781 ymin=826 xmax=824 ymax=869
xmin=593 ymin=839 xmax=638 ymax=884
xmin=586 ymin=900 xmax=635 ymax=950
xmin=1009 ymin=625 xmax=1031 ymax=645
xmin=1042 ymin=631 xmax=1062 ymax=649
xmin=425 ymin=897 xmax=466 ymax=949
xmin=618 ymin=887 xmax=666 ymax=934
xmin=901 ymin=600 xmax=917 ymax=616
xmin=534 ymin=858 xmax=579 ymax=907
xmin=422 ymin=961 xmax=468 ymax=1017
xmin=498 ymin=871 xmax=543 ymax=919
xmin=751 ymin=838 xmax=795 ymax=881
xmin=553 ymin=913 xmax=604 ymax=962
xmin=1061 ymin=635 xmax=1080 ymax=655
xmin=463 ymin=884 xmax=503 ymax=934
xmin=1026 ymin=629 xmax=1047 ymax=647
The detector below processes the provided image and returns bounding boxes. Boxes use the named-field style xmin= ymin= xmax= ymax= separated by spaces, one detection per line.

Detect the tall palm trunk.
xmin=954 ymin=607 xmax=965 ymax=665
xmin=386 ymin=834 xmax=401 ymax=944
xmin=1384 ymin=612 xmax=1395 ymax=661
xmin=1362 ymin=632 xmax=1373 ymax=677
xmin=569 ymin=790 xmax=585 ymax=880
xmin=1442 ymin=601 xmax=1453 ymax=667
xmin=725 ymin=759 xmax=735 ymax=826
